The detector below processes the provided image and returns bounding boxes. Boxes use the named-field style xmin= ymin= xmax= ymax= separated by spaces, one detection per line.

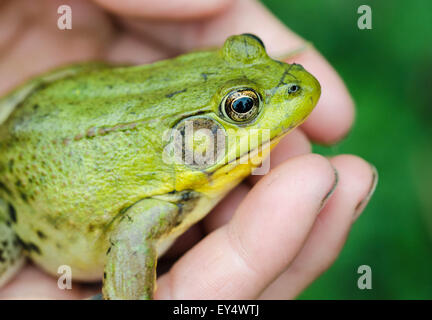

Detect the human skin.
xmin=0 ymin=0 xmax=377 ymax=299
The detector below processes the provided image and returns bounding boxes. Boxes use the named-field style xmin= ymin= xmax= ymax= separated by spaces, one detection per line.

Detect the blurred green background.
xmin=262 ymin=0 xmax=432 ymax=299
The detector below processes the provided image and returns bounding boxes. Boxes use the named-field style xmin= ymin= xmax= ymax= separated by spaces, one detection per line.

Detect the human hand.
xmin=0 ymin=0 xmax=377 ymax=299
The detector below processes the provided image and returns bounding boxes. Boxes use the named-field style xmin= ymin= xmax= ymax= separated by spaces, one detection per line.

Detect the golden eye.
xmin=222 ymin=89 xmax=261 ymax=122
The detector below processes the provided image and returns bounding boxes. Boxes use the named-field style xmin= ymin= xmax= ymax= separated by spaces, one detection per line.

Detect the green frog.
xmin=0 ymin=34 xmax=320 ymax=299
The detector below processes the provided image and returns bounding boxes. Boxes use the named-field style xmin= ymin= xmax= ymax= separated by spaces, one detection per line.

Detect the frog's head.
xmin=167 ymin=34 xmax=320 ymax=191
xmin=215 ymin=33 xmax=320 ymax=140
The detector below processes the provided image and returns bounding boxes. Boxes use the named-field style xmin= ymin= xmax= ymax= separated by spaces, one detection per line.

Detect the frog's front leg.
xmin=0 ymin=200 xmax=25 ymax=287
xmin=102 ymin=198 xmax=179 ymax=300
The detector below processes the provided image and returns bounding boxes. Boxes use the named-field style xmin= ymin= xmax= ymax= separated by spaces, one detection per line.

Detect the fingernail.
xmin=353 ymin=164 xmax=378 ymax=220
xmin=319 ymin=166 xmax=339 ymax=211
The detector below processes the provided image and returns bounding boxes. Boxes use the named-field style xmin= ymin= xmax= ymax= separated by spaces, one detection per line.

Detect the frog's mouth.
xmin=197 ymin=127 xmax=295 ymax=197
xmin=233 ymin=125 xmax=293 ymax=164
xmin=208 ymin=126 xmax=294 ymax=177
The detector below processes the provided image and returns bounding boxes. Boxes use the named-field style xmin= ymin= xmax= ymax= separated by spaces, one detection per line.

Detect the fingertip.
xmin=254 ymin=153 xmax=337 ymax=206
xmin=234 ymin=153 xmax=338 ymax=247
xmin=257 ymin=155 xmax=377 ymax=299
xmin=329 ymin=154 xmax=378 ymax=219
xmin=227 ymin=154 xmax=337 ymax=278
xmin=275 ymin=153 xmax=336 ymax=191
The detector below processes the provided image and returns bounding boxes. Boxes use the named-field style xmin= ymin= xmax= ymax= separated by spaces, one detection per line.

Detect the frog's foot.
xmin=102 ymin=199 xmax=179 ymax=300
xmin=0 ymin=202 xmax=25 ymax=288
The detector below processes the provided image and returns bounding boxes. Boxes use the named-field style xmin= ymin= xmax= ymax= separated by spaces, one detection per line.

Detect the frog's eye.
xmin=222 ymin=34 xmax=267 ymax=64
xmin=222 ymin=88 xmax=261 ymax=123
xmin=288 ymin=84 xmax=301 ymax=94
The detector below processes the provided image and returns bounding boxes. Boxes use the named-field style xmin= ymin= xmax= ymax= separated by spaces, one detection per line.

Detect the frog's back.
xmin=0 ymin=51 xmax=225 ymax=214
xmin=0 ymin=62 xmax=177 ymax=220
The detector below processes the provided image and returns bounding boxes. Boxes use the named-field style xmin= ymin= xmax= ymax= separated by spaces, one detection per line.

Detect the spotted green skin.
xmin=0 ymin=34 xmax=320 ymax=299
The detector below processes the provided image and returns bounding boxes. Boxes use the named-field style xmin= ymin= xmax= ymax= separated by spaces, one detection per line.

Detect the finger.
xmin=0 ymin=0 xmax=113 ymax=94
xmin=162 ymin=129 xmax=310 ymax=255
xmin=92 ymin=0 xmax=232 ymax=20
xmin=162 ymin=181 xmax=250 ymax=259
xmin=155 ymin=154 xmax=337 ymax=299
xmin=259 ymin=155 xmax=378 ymax=299
xmin=201 ymin=129 xmax=310 ymax=233
xmin=203 ymin=182 xmax=250 ymax=233
xmin=115 ymin=0 xmax=354 ymax=144
xmin=106 ymin=33 xmax=171 ymax=64
xmin=247 ymin=128 xmax=311 ymax=186
xmin=0 ymin=263 xmax=100 ymax=299
xmin=162 ymin=224 xmax=204 ymax=259
xmin=160 ymin=183 xmax=247 ymax=269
